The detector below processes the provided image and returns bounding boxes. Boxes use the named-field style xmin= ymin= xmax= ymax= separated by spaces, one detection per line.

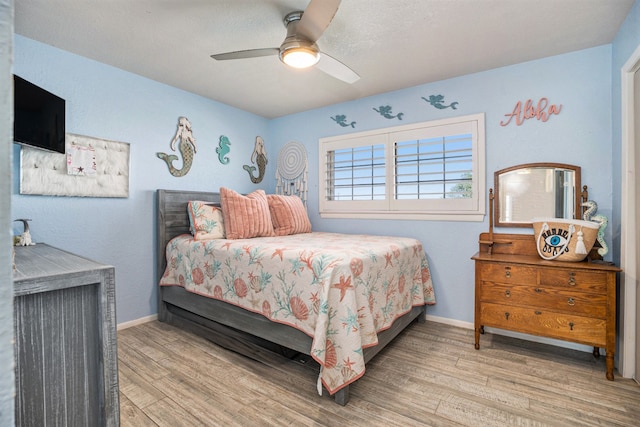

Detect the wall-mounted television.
xmin=13 ymin=74 xmax=66 ymax=154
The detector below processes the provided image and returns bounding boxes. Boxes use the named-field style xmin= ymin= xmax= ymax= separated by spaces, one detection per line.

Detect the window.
xmin=319 ymin=113 xmax=485 ymax=221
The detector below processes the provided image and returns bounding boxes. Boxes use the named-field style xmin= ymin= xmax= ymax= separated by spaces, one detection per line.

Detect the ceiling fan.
xmin=211 ymin=0 xmax=359 ymax=84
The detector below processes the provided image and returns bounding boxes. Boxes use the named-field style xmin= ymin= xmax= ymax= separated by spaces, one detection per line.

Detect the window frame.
xmin=319 ymin=113 xmax=485 ymax=221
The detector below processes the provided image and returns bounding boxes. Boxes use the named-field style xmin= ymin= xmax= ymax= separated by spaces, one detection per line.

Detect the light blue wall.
xmin=612 ymin=0 xmax=640 ymax=266
xmin=269 ymin=46 xmax=614 ymax=323
xmin=12 ymin=35 xmax=270 ymax=323
xmin=12 ymin=34 xmax=621 ymax=326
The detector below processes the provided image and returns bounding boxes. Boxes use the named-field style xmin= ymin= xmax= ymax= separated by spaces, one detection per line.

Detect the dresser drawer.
xmin=538 ymin=269 xmax=607 ymax=293
xmin=480 ymin=284 xmax=607 ymax=317
xmin=478 ymin=263 xmax=537 ymax=284
xmin=480 ymin=302 xmax=606 ymax=346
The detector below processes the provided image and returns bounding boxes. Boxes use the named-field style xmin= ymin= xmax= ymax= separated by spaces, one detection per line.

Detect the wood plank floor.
xmin=117 ymin=320 xmax=640 ymax=426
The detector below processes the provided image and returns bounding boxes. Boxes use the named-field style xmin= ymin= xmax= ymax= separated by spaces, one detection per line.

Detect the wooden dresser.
xmin=13 ymin=244 xmax=120 ymax=426
xmin=472 ymin=233 xmax=621 ymax=380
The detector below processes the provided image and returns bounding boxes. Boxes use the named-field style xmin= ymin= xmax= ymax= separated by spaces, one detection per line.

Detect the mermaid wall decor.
xmin=157 ymin=116 xmax=197 ymax=177
xmin=422 ymin=94 xmax=459 ymax=110
xmin=373 ymin=105 xmax=404 ymax=120
xmin=243 ymin=136 xmax=267 ymax=184
xmin=330 ymin=114 xmax=356 ymax=128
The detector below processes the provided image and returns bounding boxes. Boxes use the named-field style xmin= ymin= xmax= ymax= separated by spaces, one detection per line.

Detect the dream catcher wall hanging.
xmin=276 ymin=141 xmax=308 ymax=206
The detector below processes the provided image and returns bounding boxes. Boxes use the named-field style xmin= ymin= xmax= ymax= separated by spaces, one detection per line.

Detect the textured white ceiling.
xmin=15 ymin=0 xmax=634 ymax=119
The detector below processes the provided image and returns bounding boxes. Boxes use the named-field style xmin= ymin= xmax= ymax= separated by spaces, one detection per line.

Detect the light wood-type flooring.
xmin=118 ymin=320 xmax=640 ymax=426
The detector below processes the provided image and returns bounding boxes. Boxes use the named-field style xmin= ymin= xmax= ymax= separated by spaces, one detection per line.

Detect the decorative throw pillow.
xmin=220 ymin=187 xmax=275 ymax=239
xmin=267 ymin=194 xmax=312 ymax=236
xmin=187 ymin=201 xmax=225 ymax=240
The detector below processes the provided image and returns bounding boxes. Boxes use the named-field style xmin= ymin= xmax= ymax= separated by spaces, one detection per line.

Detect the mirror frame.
xmin=494 ymin=162 xmax=581 ymax=228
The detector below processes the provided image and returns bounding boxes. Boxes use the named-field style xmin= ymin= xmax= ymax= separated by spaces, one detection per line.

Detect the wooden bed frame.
xmin=156 ymin=189 xmax=426 ymax=405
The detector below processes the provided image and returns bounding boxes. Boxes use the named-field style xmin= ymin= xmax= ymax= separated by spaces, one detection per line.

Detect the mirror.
xmin=494 ymin=163 xmax=581 ymax=227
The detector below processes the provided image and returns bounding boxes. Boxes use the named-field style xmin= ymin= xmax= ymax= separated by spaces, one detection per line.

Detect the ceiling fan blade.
xmin=316 ymin=52 xmax=360 ymax=84
xmin=297 ymin=0 xmax=341 ymax=43
xmin=211 ymin=48 xmax=279 ymax=61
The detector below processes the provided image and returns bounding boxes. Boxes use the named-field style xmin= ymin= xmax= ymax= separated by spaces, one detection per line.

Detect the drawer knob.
xmin=568 ymin=277 xmax=576 ymax=286
xmin=535 ymin=288 xmax=542 ymax=293
xmin=569 ymin=322 xmax=575 ymax=331
xmin=567 ymin=297 xmax=575 ymax=306
xmin=505 ymin=290 xmax=511 ymax=298
xmin=505 ymin=270 xmax=511 ymax=278
xmin=504 ymin=312 xmax=510 ymax=320
xmin=535 ymin=311 xmax=542 ymax=315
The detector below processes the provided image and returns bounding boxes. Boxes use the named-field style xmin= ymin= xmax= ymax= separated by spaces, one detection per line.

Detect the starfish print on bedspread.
xmin=271 ymin=248 xmax=285 ymax=260
xmin=332 ymin=275 xmax=353 ymax=302
xmin=384 ymin=252 xmax=394 ymax=267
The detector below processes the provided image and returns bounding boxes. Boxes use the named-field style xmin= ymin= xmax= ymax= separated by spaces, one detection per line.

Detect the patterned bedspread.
xmin=160 ymin=231 xmax=435 ymax=395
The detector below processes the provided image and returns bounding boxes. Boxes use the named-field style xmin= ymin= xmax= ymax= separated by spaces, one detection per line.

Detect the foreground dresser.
xmin=472 ymin=233 xmax=621 ymax=380
xmin=13 ymin=244 xmax=120 ymax=426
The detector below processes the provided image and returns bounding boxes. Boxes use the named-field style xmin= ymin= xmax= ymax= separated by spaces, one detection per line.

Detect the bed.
xmin=156 ymin=189 xmax=436 ymax=405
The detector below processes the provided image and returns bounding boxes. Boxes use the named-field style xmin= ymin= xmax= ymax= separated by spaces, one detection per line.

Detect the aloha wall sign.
xmin=500 ymin=98 xmax=562 ymax=127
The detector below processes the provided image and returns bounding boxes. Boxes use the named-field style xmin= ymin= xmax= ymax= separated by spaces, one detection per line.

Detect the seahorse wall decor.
xmin=157 ymin=116 xmax=196 ymax=177
xmin=243 ymin=136 xmax=267 ymax=184
xmin=373 ymin=105 xmax=404 ymax=120
xmin=216 ymin=135 xmax=231 ymax=164
xmin=330 ymin=114 xmax=356 ymax=128
xmin=582 ymin=200 xmax=609 ymax=257
xmin=422 ymin=94 xmax=459 ymax=110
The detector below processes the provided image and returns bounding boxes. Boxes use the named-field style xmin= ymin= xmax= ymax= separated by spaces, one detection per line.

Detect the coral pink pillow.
xmin=267 ymin=194 xmax=312 ymax=236
xmin=220 ymin=187 xmax=275 ymax=239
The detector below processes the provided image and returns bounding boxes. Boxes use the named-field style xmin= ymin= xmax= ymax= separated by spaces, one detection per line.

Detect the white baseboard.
xmin=425 ymin=313 xmax=593 ymax=354
xmin=425 ymin=313 xmax=473 ymax=330
xmin=118 ymin=311 xmax=593 ymax=354
xmin=117 ymin=314 xmax=158 ymax=331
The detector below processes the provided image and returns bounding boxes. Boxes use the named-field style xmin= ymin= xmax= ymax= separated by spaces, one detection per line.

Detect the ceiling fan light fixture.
xmin=281 ymin=47 xmax=320 ymax=69
xmin=212 ymin=2 xmax=359 ymax=83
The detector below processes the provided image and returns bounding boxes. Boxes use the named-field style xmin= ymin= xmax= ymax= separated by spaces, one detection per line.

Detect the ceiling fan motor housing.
xmin=279 ymin=11 xmax=320 ymax=68
xmin=211 ymin=1 xmax=358 ymax=82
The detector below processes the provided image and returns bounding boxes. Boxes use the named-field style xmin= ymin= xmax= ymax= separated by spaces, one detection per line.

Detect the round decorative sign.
xmin=277 ymin=141 xmax=307 ymax=180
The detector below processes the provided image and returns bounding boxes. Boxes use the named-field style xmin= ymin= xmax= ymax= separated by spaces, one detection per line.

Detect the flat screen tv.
xmin=13 ymin=74 xmax=66 ymax=154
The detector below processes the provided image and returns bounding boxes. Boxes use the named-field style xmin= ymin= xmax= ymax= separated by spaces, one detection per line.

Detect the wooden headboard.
xmin=156 ymin=189 xmax=221 ymax=275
